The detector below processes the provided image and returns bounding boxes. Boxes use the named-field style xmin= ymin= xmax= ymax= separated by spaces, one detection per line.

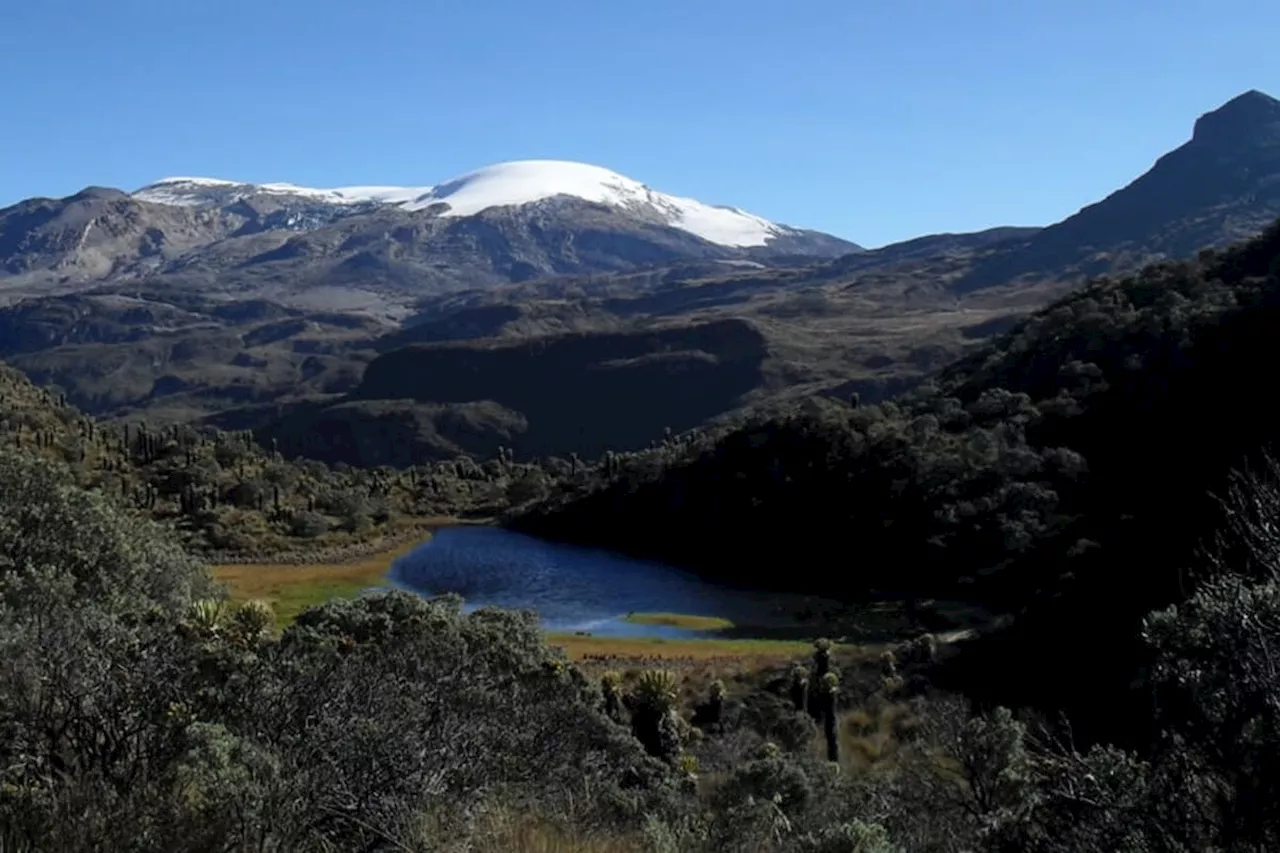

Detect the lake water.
xmin=387 ymin=526 xmax=800 ymax=638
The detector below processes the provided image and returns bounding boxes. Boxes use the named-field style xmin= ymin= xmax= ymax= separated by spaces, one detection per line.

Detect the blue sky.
xmin=1 ymin=0 xmax=1276 ymax=247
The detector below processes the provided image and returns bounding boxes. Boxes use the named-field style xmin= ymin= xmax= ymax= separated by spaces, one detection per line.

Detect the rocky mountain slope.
xmin=0 ymin=160 xmax=861 ymax=316
xmin=955 ymin=89 xmax=1280 ymax=289
xmin=2 ymin=91 xmax=1279 ymax=463
xmin=0 ymin=292 xmax=386 ymax=422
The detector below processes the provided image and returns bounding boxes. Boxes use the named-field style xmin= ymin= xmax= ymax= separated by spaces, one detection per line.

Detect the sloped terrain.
xmin=0 ymin=291 xmax=385 ymax=422
xmin=511 ymin=220 xmax=1280 ymax=740
xmin=261 ymin=318 xmax=772 ymax=463
xmin=955 ymin=89 xmax=1280 ymax=290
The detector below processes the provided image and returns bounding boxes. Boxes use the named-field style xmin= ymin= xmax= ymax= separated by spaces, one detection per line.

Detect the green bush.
xmin=288 ymin=509 xmax=329 ymax=538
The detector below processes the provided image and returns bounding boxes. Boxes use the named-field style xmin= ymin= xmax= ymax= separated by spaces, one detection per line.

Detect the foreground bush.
xmin=0 ymin=449 xmax=674 ymax=851
xmin=6 ymin=442 xmax=1280 ymax=851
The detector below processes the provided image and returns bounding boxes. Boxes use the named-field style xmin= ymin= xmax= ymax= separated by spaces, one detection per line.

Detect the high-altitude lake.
xmin=388 ymin=526 xmax=802 ymax=639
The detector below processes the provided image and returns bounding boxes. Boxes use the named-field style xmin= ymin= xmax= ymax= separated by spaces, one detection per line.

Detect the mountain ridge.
xmin=131 ymin=159 xmax=859 ymax=251
xmin=956 ymin=88 xmax=1280 ymax=289
xmin=0 ymin=161 xmax=862 ymax=316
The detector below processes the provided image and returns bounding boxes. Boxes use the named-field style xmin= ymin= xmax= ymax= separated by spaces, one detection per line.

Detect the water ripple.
xmin=387 ymin=526 xmax=776 ymax=638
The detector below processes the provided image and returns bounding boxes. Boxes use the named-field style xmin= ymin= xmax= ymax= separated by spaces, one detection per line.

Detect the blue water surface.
xmin=387 ymin=526 xmax=782 ymax=638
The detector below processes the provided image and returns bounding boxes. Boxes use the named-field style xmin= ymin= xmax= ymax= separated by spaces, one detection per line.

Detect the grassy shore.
xmin=211 ymin=536 xmax=430 ymax=627
xmin=620 ymin=612 xmax=734 ymax=631
xmin=212 ymin=535 xmax=846 ymax=670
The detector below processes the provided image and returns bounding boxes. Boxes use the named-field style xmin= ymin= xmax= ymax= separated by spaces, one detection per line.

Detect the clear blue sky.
xmin=1 ymin=0 xmax=1276 ymax=247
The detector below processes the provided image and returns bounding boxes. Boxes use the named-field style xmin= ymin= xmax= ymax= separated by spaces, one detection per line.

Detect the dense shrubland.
xmin=0 ymin=449 xmax=676 ymax=850
xmin=5 ymin=439 xmax=1280 ymax=851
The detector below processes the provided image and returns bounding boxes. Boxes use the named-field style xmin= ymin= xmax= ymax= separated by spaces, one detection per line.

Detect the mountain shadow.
xmin=263 ymin=318 xmax=769 ymax=464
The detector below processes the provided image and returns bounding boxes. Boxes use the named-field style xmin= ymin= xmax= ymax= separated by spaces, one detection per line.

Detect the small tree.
xmin=289 ymin=510 xmax=329 ymax=539
xmin=1143 ymin=574 xmax=1280 ymax=849
xmin=629 ymin=669 xmax=683 ymax=763
xmin=600 ymin=671 xmax=624 ymax=724
xmin=694 ymin=679 xmax=727 ymax=732
xmin=820 ymin=672 xmax=840 ymax=763
xmin=790 ymin=664 xmax=810 ymax=713
xmin=807 ymin=638 xmax=833 ymax=719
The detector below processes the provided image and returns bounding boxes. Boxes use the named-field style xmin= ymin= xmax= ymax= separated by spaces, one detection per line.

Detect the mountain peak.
xmin=133 ymin=160 xmax=809 ymax=248
xmin=1192 ymin=89 xmax=1280 ymax=144
xmin=68 ymin=186 xmax=129 ymax=203
xmin=404 ymin=160 xmax=788 ymax=247
xmin=422 ymin=160 xmax=645 ymax=213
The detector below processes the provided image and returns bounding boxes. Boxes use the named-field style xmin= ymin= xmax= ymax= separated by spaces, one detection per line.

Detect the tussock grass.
xmin=212 ymin=536 xmax=429 ymax=627
xmin=831 ymin=698 xmax=923 ymax=774
xmin=549 ymin=633 xmax=815 ymax=663
xmin=621 ymin=611 xmax=734 ymax=631
xmin=468 ymin=815 xmax=644 ymax=853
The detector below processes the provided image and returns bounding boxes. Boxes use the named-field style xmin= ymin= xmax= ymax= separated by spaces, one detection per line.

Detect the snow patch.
xmin=134 ymin=177 xmax=426 ymax=207
xmin=133 ymin=160 xmax=791 ymax=248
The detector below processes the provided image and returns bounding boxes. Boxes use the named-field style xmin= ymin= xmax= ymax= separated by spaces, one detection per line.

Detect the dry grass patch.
xmin=212 ymin=536 xmax=430 ymax=627
xmin=550 ymin=633 xmax=815 ymax=665
xmin=467 ymin=816 xmax=644 ymax=853
xmin=831 ymin=699 xmax=923 ymax=774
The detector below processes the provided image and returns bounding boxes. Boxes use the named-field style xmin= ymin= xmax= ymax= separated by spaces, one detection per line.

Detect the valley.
xmin=5 ymin=82 xmax=1280 ymax=853
xmin=1 ymin=92 xmax=1277 ymax=472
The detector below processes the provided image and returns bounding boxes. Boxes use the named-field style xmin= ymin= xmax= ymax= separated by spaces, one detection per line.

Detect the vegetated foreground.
xmin=4 ymin=434 xmax=1278 ymax=852
xmin=5 ymin=223 xmax=1280 ymax=849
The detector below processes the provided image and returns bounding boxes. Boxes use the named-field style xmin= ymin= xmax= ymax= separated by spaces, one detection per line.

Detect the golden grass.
xmin=548 ymin=633 xmax=815 ymax=663
xmin=620 ymin=612 xmax=734 ymax=631
xmin=829 ymin=698 xmax=923 ymax=774
xmin=211 ymin=536 xmax=428 ymax=627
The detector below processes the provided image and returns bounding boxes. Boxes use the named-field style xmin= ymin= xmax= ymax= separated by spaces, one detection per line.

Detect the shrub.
xmin=288 ymin=510 xmax=328 ymax=539
xmin=0 ymin=448 xmax=211 ymax=614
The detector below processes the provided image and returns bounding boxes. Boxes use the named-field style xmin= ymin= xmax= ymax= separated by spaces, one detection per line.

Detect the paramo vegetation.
xmin=6 ymin=443 xmax=1280 ymax=850
xmin=5 ymin=224 xmax=1280 ymax=849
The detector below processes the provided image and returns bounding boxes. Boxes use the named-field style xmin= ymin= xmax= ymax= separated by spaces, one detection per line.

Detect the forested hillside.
xmin=0 ymin=364 xmax=590 ymax=561
xmin=515 ymin=220 xmax=1280 ymax=738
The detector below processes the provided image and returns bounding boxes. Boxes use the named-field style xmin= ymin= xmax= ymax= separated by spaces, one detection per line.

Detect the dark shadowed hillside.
xmin=0 ymin=292 xmax=383 ymax=422
xmin=513 ymin=219 xmax=1280 ymax=742
xmin=261 ymin=319 xmax=770 ymax=463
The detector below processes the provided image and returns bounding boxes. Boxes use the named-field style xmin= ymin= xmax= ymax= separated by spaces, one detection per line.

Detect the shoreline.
xmin=211 ymin=525 xmax=445 ymax=626
xmin=211 ymin=524 xmax=970 ymax=657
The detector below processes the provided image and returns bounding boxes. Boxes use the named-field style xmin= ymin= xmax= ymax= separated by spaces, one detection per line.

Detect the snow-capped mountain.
xmin=132 ymin=160 xmax=815 ymax=249
xmin=0 ymin=160 xmax=860 ymax=316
